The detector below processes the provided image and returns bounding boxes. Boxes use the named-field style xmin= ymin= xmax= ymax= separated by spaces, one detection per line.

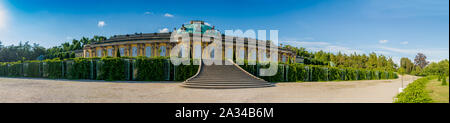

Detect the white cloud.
xmin=144 ymin=11 xmax=152 ymax=15
xmin=379 ymin=40 xmax=388 ymax=44
xmin=281 ymin=40 xmax=364 ymax=54
xmin=98 ymin=21 xmax=106 ymax=27
xmin=159 ymin=28 xmax=169 ymax=33
xmin=281 ymin=40 xmax=330 ymax=47
xmin=400 ymin=41 xmax=409 ymax=45
xmin=380 ymin=46 xmax=449 ymax=56
xmin=164 ymin=13 xmax=174 ymax=18
xmin=379 ymin=46 xmax=449 ymax=64
xmin=373 ymin=50 xmax=392 ymax=55
xmin=322 ymin=45 xmax=364 ymax=54
xmin=379 ymin=46 xmax=414 ymax=54
xmin=204 ymin=22 xmax=211 ymax=26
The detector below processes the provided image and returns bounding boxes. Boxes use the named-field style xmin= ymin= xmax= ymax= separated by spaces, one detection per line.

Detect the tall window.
xmin=262 ymin=52 xmax=267 ymax=62
xmin=97 ymin=49 xmax=102 ymax=57
xmin=180 ymin=45 xmax=187 ymax=58
xmin=107 ymin=48 xmax=113 ymax=56
xmin=226 ymin=47 xmax=233 ymax=60
xmin=194 ymin=45 xmax=201 ymax=59
xmin=250 ymin=50 xmax=256 ymax=61
xmin=86 ymin=52 xmax=90 ymax=58
xmin=160 ymin=46 xmax=166 ymax=56
xmin=210 ymin=48 xmax=215 ymax=59
xmin=282 ymin=55 xmax=286 ymax=63
xmin=120 ymin=48 xmax=125 ymax=56
xmin=132 ymin=46 xmax=138 ymax=57
xmin=239 ymin=49 xmax=245 ymax=60
xmin=145 ymin=46 xmax=152 ymax=57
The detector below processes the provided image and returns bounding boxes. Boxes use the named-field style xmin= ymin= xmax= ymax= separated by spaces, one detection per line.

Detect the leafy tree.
xmin=442 ymin=76 xmax=447 ymax=86
xmin=414 ymin=53 xmax=429 ymax=69
xmin=116 ymin=48 xmax=121 ymax=57
xmin=0 ymin=41 xmax=47 ymax=62
xmin=400 ymin=57 xmax=414 ymax=74
xmin=282 ymin=45 xmax=397 ymax=70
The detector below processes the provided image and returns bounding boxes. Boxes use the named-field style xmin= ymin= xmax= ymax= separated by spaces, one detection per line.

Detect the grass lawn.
xmin=425 ymin=79 xmax=449 ymax=103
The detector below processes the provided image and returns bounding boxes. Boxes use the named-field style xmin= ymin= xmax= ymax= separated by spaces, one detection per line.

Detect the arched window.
xmin=194 ymin=45 xmax=201 ymax=59
xmin=132 ymin=46 xmax=138 ymax=57
xmin=145 ymin=46 xmax=152 ymax=57
xmin=97 ymin=49 xmax=102 ymax=57
xmin=239 ymin=49 xmax=245 ymax=60
xmin=107 ymin=48 xmax=113 ymax=56
xmin=119 ymin=48 xmax=125 ymax=56
xmin=160 ymin=46 xmax=166 ymax=56
xmin=210 ymin=48 xmax=215 ymax=59
xmin=226 ymin=47 xmax=233 ymax=60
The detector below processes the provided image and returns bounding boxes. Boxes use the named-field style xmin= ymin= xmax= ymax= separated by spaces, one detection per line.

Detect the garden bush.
xmin=395 ymin=76 xmax=434 ymax=103
xmin=239 ymin=61 xmax=398 ymax=82
xmin=1 ymin=57 xmax=397 ymax=83
xmin=67 ymin=58 xmax=96 ymax=79
xmin=23 ymin=61 xmax=42 ymax=77
xmin=174 ymin=59 xmax=199 ymax=81
xmin=97 ymin=57 xmax=126 ymax=81
xmin=43 ymin=59 xmax=64 ymax=79
xmin=136 ymin=56 xmax=173 ymax=81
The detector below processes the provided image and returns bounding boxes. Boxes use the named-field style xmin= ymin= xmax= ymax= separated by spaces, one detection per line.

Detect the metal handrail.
xmin=227 ymin=59 xmax=267 ymax=82
xmin=183 ymin=59 xmax=202 ymax=83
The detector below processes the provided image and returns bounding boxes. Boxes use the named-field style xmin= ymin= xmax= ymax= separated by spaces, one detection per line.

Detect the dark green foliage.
xmin=442 ymin=76 xmax=447 ymax=86
xmin=174 ymin=60 xmax=199 ymax=81
xmin=43 ymin=59 xmax=64 ymax=79
xmin=395 ymin=76 xmax=434 ymax=103
xmin=67 ymin=58 xmax=95 ymax=79
xmin=0 ymin=57 xmax=198 ymax=82
xmin=97 ymin=57 xmax=126 ymax=81
xmin=240 ymin=61 xmax=398 ymax=82
xmin=135 ymin=56 xmax=172 ymax=81
xmin=0 ymin=63 xmax=7 ymax=76
xmin=7 ymin=62 xmax=23 ymax=77
xmin=1 ymin=56 xmax=398 ymax=83
xmin=23 ymin=61 xmax=42 ymax=77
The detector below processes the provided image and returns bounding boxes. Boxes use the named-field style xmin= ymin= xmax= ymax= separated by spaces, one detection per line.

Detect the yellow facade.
xmin=84 ymin=40 xmax=296 ymax=63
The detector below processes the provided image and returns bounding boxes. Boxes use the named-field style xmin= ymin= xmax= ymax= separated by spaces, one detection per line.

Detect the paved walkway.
xmin=0 ymin=75 xmax=418 ymax=103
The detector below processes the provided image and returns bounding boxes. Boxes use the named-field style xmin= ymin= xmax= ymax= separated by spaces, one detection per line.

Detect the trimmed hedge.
xmin=136 ymin=56 xmax=169 ymax=81
xmin=395 ymin=76 xmax=434 ymax=103
xmin=174 ymin=60 xmax=199 ymax=81
xmin=240 ymin=62 xmax=398 ymax=82
xmin=1 ymin=58 xmax=397 ymax=82
xmin=0 ymin=57 xmax=199 ymax=81
xmin=67 ymin=58 xmax=96 ymax=80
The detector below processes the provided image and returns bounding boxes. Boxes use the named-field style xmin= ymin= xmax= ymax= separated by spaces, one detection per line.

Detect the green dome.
xmin=176 ymin=20 xmax=220 ymax=36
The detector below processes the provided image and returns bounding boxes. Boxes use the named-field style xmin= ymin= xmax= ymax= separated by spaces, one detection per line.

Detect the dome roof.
xmin=176 ymin=20 xmax=219 ymax=36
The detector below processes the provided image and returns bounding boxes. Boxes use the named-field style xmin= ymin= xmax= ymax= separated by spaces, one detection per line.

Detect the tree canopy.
xmin=284 ymin=45 xmax=397 ymax=71
xmin=0 ymin=36 xmax=107 ymax=62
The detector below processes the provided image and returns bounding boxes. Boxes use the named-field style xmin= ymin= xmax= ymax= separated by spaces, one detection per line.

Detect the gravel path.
xmin=0 ymin=75 xmax=418 ymax=103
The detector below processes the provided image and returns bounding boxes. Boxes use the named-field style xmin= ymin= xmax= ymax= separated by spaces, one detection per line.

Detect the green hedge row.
xmin=394 ymin=76 xmax=434 ymax=103
xmin=0 ymin=57 xmax=198 ymax=81
xmin=240 ymin=62 xmax=398 ymax=82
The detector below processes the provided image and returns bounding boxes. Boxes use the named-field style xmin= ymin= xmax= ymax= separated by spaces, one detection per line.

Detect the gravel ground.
xmin=0 ymin=75 xmax=418 ymax=103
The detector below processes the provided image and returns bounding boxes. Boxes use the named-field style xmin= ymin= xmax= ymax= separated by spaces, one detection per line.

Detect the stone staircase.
xmin=181 ymin=60 xmax=274 ymax=89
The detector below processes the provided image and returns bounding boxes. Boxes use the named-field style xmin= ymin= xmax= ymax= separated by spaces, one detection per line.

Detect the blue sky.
xmin=0 ymin=0 xmax=448 ymax=64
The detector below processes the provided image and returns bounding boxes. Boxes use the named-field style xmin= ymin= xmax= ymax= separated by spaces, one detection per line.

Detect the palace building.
xmin=83 ymin=20 xmax=296 ymax=63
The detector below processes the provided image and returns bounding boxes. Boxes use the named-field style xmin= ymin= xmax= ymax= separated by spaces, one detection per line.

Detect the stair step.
xmin=182 ymin=60 xmax=273 ymax=89
xmin=186 ymin=82 xmax=270 ymax=84
xmin=181 ymin=85 xmax=274 ymax=89
xmin=185 ymin=83 xmax=273 ymax=86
